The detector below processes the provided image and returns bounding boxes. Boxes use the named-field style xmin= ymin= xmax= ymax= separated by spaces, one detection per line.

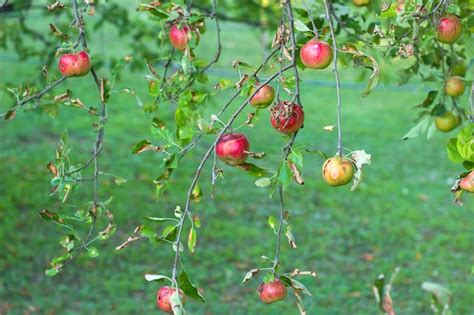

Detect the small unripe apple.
xmin=437 ymin=15 xmax=462 ymax=44
xmin=434 ymin=111 xmax=461 ymax=132
xmin=459 ymin=171 xmax=474 ymax=193
xmin=352 ymin=0 xmax=370 ymax=6
xmin=322 ymin=156 xmax=355 ymax=187
xmin=451 ymin=61 xmax=467 ymax=77
xmin=300 ymin=39 xmax=333 ymax=70
xmin=258 ymin=279 xmax=287 ymax=304
xmin=216 ymin=133 xmax=250 ymax=166
xmin=445 ymin=76 xmax=465 ymax=97
xmin=249 ymin=84 xmax=275 ymax=109
xmin=58 ymin=51 xmax=91 ymax=77
xmin=156 ymin=286 xmax=186 ymax=313
xmin=169 ymin=24 xmax=190 ymax=51
xmin=270 ymin=102 xmax=304 ymax=134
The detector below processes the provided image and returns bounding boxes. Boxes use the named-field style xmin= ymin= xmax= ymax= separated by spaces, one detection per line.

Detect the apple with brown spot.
xmin=270 ymin=101 xmax=304 ymax=134
xmin=58 ymin=51 xmax=91 ymax=77
xmin=156 ymin=286 xmax=186 ymax=313
xmin=322 ymin=156 xmax=355 ymax=187
xmin=258 ymin=279 xmax=287 ymax=304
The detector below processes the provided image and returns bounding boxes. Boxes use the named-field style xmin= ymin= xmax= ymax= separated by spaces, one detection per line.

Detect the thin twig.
xmin=324 ymin=0 xmax=343 ymax=156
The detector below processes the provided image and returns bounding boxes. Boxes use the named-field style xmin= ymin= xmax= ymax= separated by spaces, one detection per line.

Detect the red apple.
xmin=459 ymin=171 xmax=474 ymax=193
xmin=249 ymin=84 xmax=275 ymax=109
xmin=58 ymin=51 xmax=91 ymax=77
xmin=445 ymin=76 xmax=465 ymax=97
xmin=270 ymin=102 xmax=304 ymax=134
xmin=437 ymin=15 xmax=462 ymax=44
xmin=434 ymin=111 xmax=461 ymax=132
xmin=352 ymin=0 xmax=370 ymax=6
xmin=322 ymin=156 xmax=355 ymax=187
xmin=156 ymin=286 xmax=186 ymax=313
xmin=300 ymin=39 xmax=333 ymax=70
xmin=169 ymin=24 xmax=190 ymax=51
xmin=216 ymin=133 xmax=250 ymax=166
xmin=258 ymin=279 xmax=287 ymax=304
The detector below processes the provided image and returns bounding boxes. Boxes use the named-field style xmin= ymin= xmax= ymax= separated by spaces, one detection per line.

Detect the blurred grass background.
xmin=0 ymin=6 xmax=473 ymax=315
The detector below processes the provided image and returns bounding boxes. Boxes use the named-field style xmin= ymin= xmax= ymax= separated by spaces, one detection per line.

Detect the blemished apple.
xmin=322 ymin=156 xmax=355 ymax=187
xmin=352 ymin=0 xmax=370 ymax=6
xmin=58 ymin=51 xmax=91 ymax=77
xmin=445 ymin=76 xmax=465 ymax=97
xmin=434 ymin=111 xmax=461 ymax=132
xmin=216 ymin=133 xmax=250 ymax=166
xmin=270 ymin=102 xmax=304 ymax=134
xmin=258 ymin=279 xmax=287 ymax=304
xmin=156 ymin=286 xmax=186 ymax=313
xmin=437 ymin=15 xmax=462 ymax=44
xmin=300 ymin=39 xmax=333 ymax=70
xmin=459 ymin=171 xmax=474 ymax=193
xmin=249 ymin=84 xmax=275 ymax=109
xmin=169 ymin=24 xmax=190 ymax=51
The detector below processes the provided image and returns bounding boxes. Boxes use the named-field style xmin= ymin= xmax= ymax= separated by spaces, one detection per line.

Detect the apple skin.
xmin=459 ymin=171 xmax=474 ymax=193
xmin=352 ymin=0 xmax=370 ymax=6
xmin=156 ymin=286 xmax=186 ymax=313
xmin=322 ymin=156 xmax=355 ymax=187
xmin=434 ymin=111 xmax=461 ymax=132
xmin=437 ymin=15 xmax=462 ymax=44
xmin=249 ymin=84 xmax=275 ymax=109
xmin=58 ymin=51 xmax=91 ymax=77
xmin=451 ymin=62 xmax=467 ymax=77
xmin=270 ymin=102 xmax=305 ymax=134
xmin=216 ymin=133 xmax=250 ymax=166
xmin=300 ymin=39 xmax=333 ymax=70
xmin=169 ymin=24 xmax=190 ymax=51
xmin=445 ymin=76 xmax=465 ymax=97
xmin=258 ymin=279 xmax=287 ymax=304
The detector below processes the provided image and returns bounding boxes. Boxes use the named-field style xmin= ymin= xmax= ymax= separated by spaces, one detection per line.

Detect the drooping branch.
xmin=1 ymin=76 xmax=67 ymax=119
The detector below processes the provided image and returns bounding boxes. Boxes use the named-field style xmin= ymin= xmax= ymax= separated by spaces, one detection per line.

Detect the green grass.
xmin=1 ymin=14 xmax=473 ymax=315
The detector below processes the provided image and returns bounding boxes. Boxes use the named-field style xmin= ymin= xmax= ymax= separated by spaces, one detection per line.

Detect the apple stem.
xmin=324 ymin=0 xmax=344 ymax=157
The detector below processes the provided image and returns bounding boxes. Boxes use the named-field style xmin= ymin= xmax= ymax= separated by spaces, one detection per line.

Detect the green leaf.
xmin=87 ymin=247 xmax=99 ymax=258
xmin=294 ymin=19 xmax=311 ymax=33
xmin=143 ymin=217 xmax=176 ymax=223
xmin=268 ymin=215 xmax=278 ymax=234
xmin=45 ymin=267 xmax=60 ymax=277
xmin=456 ymin=124 xmax=474 ymax=162
xmin=255 ymin=177 xmax=272 ymax=188
xmin=447 ymin=138 xmax=463 ymax=163
xmin=177 ymin=270 xmax=205 ymax=302
xmin=278 ymin=163 xmax=292 ymax=189
xmin=144 ymin=274 xmax=169 ymax=282
xmin=402 ymin=117 xmax=430 ymax=140
xmin=235 ymin=163 xmax=267 ymax=177
xmin=417 ymin=90 xmax=438 ymax=108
